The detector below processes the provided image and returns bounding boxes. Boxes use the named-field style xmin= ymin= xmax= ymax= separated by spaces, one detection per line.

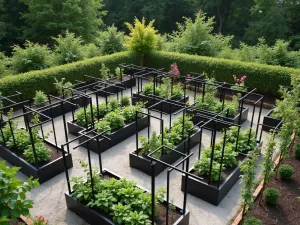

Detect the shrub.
xmin=0 ymin=52 xmax=138 ymax=100
xmin=103 ymin=111 xmax=125 ymax=131
xmin=143 ymin=83 xmax=154 ymax=95
xmin=53 ymin=31 xmax=85 ymax=65
xmin=100 ymin=63 xmax=110 ymax=79
xmin=82 ymin=43 xmax=101 ymax=59
xmin=120 ymin=96 xmax=130 ymax=107
xmin=263 ymin=188 xmax=280 ymax=205
xmin=33 ymin=91 xmax=47 ymax=106
xmin=0 ymin=52 xmax=10 ymax=77
xmin=95 ymin=120 xmax=111 ymax=135
xmin=75 ymin=106 xmax=97 ymax=127
xmin=125 ymin=18 xmax=159 ymax=59
xmin=95 ymin=26 xmax=125 ymax=55
xmin=294 ymin=143 xmax=300 ymax=159
xmin=53 ymin=77 xmax=73 ymax=98
xmin=11 ymin=41 xmax=52 ymax=74
xmin=146 ymin=51 xmax=298 ymax=96
xmin=243 ymin=217 xmax=262 ymax=225
xmin=0 ymin=161 xmax=39 ymax=222
xmin=108 ymin=98 xmax=119 ymax=111
xmin=278 ymin=164 xmax=294 ymax=180
xmin=23 ymin=142 xmax=51 ymax=164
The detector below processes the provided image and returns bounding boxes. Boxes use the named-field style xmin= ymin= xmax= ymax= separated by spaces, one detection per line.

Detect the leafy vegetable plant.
xmin=33 ymin=91 xmax=47 ymax=107
xmin=53 ymin=77 xmax=72 ymax=98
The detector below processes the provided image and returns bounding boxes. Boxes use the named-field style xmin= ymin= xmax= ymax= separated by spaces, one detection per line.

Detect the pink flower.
xmin=170 ymin=63 xmax=180 ymax=78
xmin=187 ymin=74 xmax=191 ymax=78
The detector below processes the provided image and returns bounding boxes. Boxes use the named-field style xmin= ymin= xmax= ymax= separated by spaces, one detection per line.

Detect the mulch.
xmin=248 ymin=155 xmax=300 ymax=225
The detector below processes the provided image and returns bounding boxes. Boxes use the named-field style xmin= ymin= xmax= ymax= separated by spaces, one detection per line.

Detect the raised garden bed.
xmin=27 ymin=96 xmax=88 ymax=122
xmin=79 ymin=116 xmax=149 ymax=153
xmin=96 ymin=76 xmax=136 ymax=97
xmin=0 ymin=140 xmax=73 ymax=183
xmin=0 ymin=115 xmax=7 ymax=128
xmin=191 ymin=107 xmax=249 ymax=131
xmin=129 ymin=128 xmax=201 ymax=176
xmin=65 ymin=169 xmax=190 ymax=225
xmin=132 ymin=93 xmax=189 ymax=114
xmin=181 ymin=142 xmax=262 ymax=206
xmin=262 ymin=109 xmax=282 ymax=132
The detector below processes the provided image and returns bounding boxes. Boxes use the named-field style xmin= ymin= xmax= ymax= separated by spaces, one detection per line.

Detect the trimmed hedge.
xmin=146 ymin=51 xmax=300 ymax=96
xmin=0 ymin=52 xmax=139 ymax=99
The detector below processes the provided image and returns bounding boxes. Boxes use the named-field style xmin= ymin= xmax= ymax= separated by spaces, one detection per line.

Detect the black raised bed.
xmin=191 ymin=107 xmax=249 ymax=131
xmin=27 ymin=96 xmax=89 ymax=122
xmin=65 ymin=169 xmax=190 ymax=225
xmin=67 ymin=119 xmax=88 ymax=136
xmin=79 ymin=116 xmax=149 ymax=153
xmin=132 ymin=93 xmax=189 ymax=114
xmin=181 ymin=142 xmax=262 ymax=206
xmin=130 ymin=128 xmax=201 ymax=176
xmin=96 ymin=76 xmax=136 ymax=97
xmin=0 ymin=140 xmax=73 ymax=183
xmin=0 ymin=115 xmax=7 ymax=128
xmin=262 ymin=109 xmax=282 ymax=132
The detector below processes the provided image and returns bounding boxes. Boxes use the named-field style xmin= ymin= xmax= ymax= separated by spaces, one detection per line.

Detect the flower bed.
xmin=262 ymin=109 xmax=282 ymax=132
xmin=181 ymin=127 xmax=261 ymax=205
xmin=0 ymin=140 xmax=73 ymax=183
xmin=65 ymin=169 xmax=190 ymax=225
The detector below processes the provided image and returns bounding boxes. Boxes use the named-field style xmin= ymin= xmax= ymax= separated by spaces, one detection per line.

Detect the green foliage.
xmin=23 ymin=142 xmax=51 ymax=164
xmin=262 ymin=133 xmax=276 ymax=183
xmin=71 ymin=163 xmax=154 ymax=225
xmin=194 ymin=157 xmax=224 ymax=182
xmin=122 ymin=103 xmax=144 ymax=123
xmin=0 ymin=161 xmax=39 ymax=223
xmin=166 ymin=12 xmax=232 ymax=57
xmin=75 ymin=106 xmax=97 ymax=127
xmin=33 ymin=91 xmax=47 ymax=107
xmin=21 ymin=0 xmax=106 ymax=43
xmin=0 ymin=52 xmax=10 ymax=77
xmin=278 ymin=164 xmax=294 ymax=180
xmin=104 ymin=112 xmax=125 ymax=131
xmin=108 ymin=98 xmax=119 ymax=111
xmin=263 ymin=188 xmax=280 ymax=205
xmin=146 ymin=51 xmax=297 ymax=96
xmin=120 ymin=96 xmax=130 ymax=107
xmin=0 ymin=52 xmax=138 ymax=100
xmin=143 ymin=83 xmax=154 ymax=96
xmin=294 ymin=143 xmax=300 ymax=159
xmin=53 ymin=78 xmax=72 ymax=98
xmin=53 ymin=31 xmax=85 ymax=65
xmin=125 ymin=18 xmax=159 ymax=56
xmin=243 ymin=217 xmax=262 ymax=225
xmin=95 ymin=120 xmax=112 ymax=135
xmin=10 ymin=41 xmax=52 ymax=74
xmin=95 ymin=26 xmax=125 ymax=55
xmin=82 ymin=43 xmax=101 ymax=59
xmin=240 ymin=151 xmax=258 ymax=210
xmin=115 ymin=67 xmax=124 ymax=80
xmin=99 ymin=63 xmax=110 ymax=79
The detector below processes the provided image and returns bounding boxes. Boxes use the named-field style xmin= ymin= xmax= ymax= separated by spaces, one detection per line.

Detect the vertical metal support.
xmin=61 ymin=102 xmax=70 ymax=153
xmin=87 ymin=142 xmax=95 ymax=200
xmin=256 ymin=98 xmax=264 ymax=138
xmin=198 ymin=128 xmax=203 ymax=160
xmin=61 ymin=145 xmax=71 ymax=194
xmin=208 ymin=122 xmax=217 ymax=184
xmin=166 ymin=170 xmax=170 ymax=225
xmin=151 ymin=162 xmax=155 ymax=225
xmin=96 ymin=137 xmax=103 ymax=173
xmin=218 ymin=129 xmax=227 ymax=187
xmin=28 ymin=126 xmax=39 ymax=168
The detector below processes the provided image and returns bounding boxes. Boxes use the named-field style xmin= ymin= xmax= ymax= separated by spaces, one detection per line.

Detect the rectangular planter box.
xmin=129 ymin=129 xmax=201 ymax=176
xmin=79 ymin=116 xmax=149 ymax=153
xmin=96 ymin=77 xmax=136 ymax=97
xmin=191 ymin=107 xmax=249 ymax=131
xmin=67 ymin=120 xmax=88 ymax=136
xmin=132 ymin=93 xmax=189 ymax=114
xmin=181 ymin=142 xmax=262 ymax=206
xmin=65 ymin=169 xmax=190 ymax=225
xmin=0 ymin=140 xmax=73 ymax=184
xmin=27 ymin=96 xmax=89 ymax=122
xmin=262 ymin=109 xmax=282 ymax=132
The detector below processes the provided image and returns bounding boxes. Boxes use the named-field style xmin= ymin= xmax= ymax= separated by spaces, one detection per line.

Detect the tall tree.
xmin=21 ymin=0 xmax=106 ymax=44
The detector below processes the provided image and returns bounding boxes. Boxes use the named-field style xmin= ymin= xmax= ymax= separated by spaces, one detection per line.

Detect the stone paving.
xmin=1 ymin=84 xmax=271 ymax=225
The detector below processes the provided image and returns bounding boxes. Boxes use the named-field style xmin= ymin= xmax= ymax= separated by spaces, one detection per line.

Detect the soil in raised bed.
xmin=109 ymin=75 xmax=131 ymax=83
xmin=190 ymin=154 xmax=246 ymax=187
xmin=8 ymin=141 xmax=62 ymax=167
xmin=248 ymin=156 xmax=300 ymax=225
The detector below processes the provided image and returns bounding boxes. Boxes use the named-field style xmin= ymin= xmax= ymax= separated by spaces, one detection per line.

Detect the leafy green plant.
xmin=104 ymin=112 xmax=125 ymax=131
xmin=143 ymin=83 xmax=154 ymax=96
xmin=243 ymin=217 xmax=262 ymax=225
xmin=33 ymin=91 xmax=47 ymax=107
xmin=108 ymin=98 xmax=119 ymax=111
xmin=240 ymin=151 xmax=258 ymax=221
xmin=23 ymin=142 xmax=51 ymax=164
xmin=88 ymin=190 xmax=117 ymax=213
xmin=123 ymin=211 xmax=151 ymax=225
xmin=0 ymin=161 xmax=39 ymax=224
xmin=6 ymin=129 xmax=31 ymax=152
xmin=172 ymin=84 xmax=184 ymax=99
xmin=100 ymin=63 xmax=110 ymax=79
xmin=263 ymin=188 xmax=280 ymax=205
xmin=115 ymin=67 xmax=124 ymax=81
xmin=194 ymin=157 xmax=224 ymax=182
xmin=122 ymin=103 xmax=144 ymax=123
xmin=278 ymin=164 xmax=294 ymax=180
xmin=120 ymin=96 xmax=130 ymax=107
xmin=95 ymin=120 xmax=112 ymax=135
xmin=53 ymin=77 xmax=72 ymax=98
xmin=75 ymin=106 xmax=97 ymax=127
xmin=98 ymin=102 xmax=110 ymax=117
xmin=294 ymin=143 xmax=300 ymax=159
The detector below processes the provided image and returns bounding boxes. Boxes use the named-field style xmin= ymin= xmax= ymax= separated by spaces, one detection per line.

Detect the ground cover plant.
xmin=142 ymin=77 xmax=184 ymax=100
xmin=0 ymin=112 xmax=51 ymax=165
xmin=193 ymin=126 xmax=257 ymax=182
xmin=0 ymin=161 xmax=39 ymax=224
xmin=139 ymin=115 xmax=196 ymax=159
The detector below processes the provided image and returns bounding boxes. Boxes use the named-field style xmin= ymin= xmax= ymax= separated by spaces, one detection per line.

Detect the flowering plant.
xmin=187 ymin=73 xmax=191 ymax=78
xmin=233 ymin=75 xmax=247 ymax=85
xmin=170 ymin=63 xmax=180 ymax=78
xmin=32 ymin=216 xmax=49 ymax=225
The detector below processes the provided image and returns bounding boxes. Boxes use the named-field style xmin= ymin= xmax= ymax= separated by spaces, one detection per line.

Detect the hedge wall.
xmin=0 ymin=51 xmax=139 ymax=99
xmin=146 ymin=51 xmax=300 ymax=96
